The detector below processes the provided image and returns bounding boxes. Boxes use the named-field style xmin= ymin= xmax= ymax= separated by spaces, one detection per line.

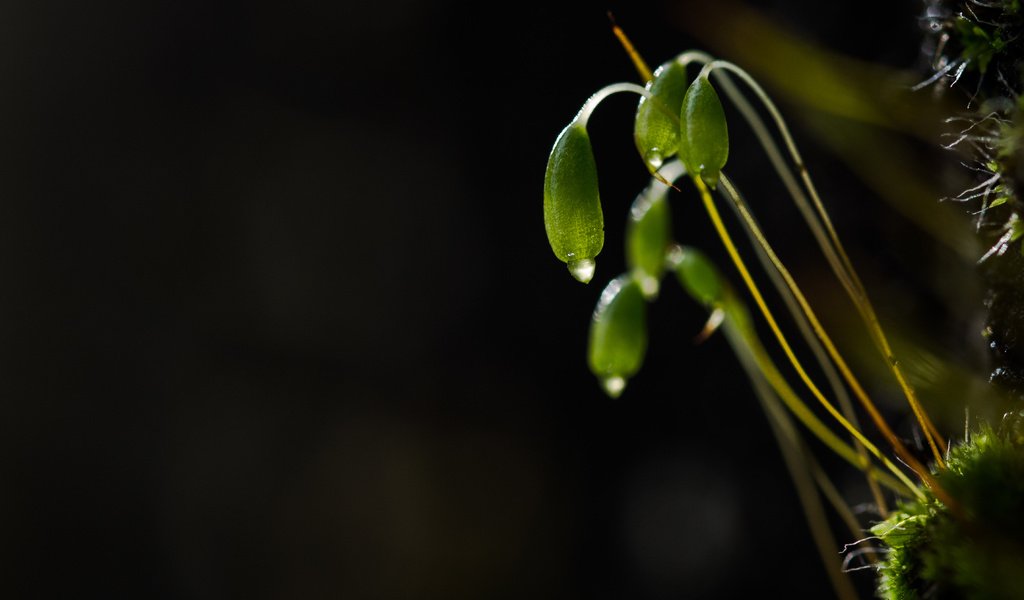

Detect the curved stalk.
xmin=693 ymin=175 xmax=926 ymax=499
xmin=700 ymin=59 xmax=947 ymax=467
xmin=714 ymin=173 xmax=955 ymax=505
xmin=728 ymin=322 xmax=859 ymax=600
xmin=575 ymin=83 xmax=653 ymax=127
xmin=725 ymin=299 xmax=912 ymax=496
xmin=659 ymin=160 xmax=907 ymax=497
xmin=718 ymin=172 xmax=889 ymax=515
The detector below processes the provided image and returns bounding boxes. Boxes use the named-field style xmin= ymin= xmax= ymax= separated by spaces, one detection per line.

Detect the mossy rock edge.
xmin=872 ymin=413 xmax=1024 ymax=599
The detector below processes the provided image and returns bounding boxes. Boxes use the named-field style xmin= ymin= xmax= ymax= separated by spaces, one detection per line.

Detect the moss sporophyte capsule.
xmin=543 ymin=121 xmax=604 ymax=283
xmin=673 ymin=245 xmax=724 ymax=308
xmin=680 ymin=75 xmax=729 ymax=189
xmin=634 ymin=61 xmax=688 ymax=173
xmin=672 ymin=245 xmax=751 ymax=334
xmin=540 ymin=31 xmax=992 ymax=597
xmin=588 ymin=275 xmax=647 ymax=398
xmin=626 ymin=179 xmax=672 ymax=299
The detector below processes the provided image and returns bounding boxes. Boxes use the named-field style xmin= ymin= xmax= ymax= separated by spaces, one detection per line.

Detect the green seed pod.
xmin=626 ymin=180 xmax=672 ymax=299
xmin=673 ymin=245 xmax=724 ymax=307
xmin=543 ymin=121 xmax=604 ymax=283
xmin=634 ymin=61 xmax=687 ymax=174
xmin=588 ymin=275 xmax=647 ymax=398
xmin=680 ymin=75 xmax=729 ymax=188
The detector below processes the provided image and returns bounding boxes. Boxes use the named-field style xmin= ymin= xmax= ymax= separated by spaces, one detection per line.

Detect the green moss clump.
xmin=872 ymin=413 xmax=1024 ymax=599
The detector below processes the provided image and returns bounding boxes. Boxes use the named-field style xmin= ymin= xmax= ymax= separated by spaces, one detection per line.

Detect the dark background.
xmin=0 ymin=1 xmax=975 ymax=598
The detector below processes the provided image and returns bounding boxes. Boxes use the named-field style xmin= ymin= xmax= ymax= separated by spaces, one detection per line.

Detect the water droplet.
xmin=644 ymin=148 xmax=663 ymax=170
xmin=639 ymin=275 xmax=659 ymax=299
xmin=665 ymin=244 xmax=684 ymax=268
xmin=568 ymin=258 xmax=596 ymax=283
xmin=602 ymin=375 xmax=626 ymax=398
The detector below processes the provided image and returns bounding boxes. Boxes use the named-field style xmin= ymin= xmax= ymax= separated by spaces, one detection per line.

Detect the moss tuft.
xmin=873 ymin=412 xmax=1024 ymax=599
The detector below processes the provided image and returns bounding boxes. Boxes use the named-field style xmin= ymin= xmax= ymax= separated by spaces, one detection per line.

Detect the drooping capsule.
xmin=672 ymin=245 xmax=732 ymax=340
xmin=634 ymin=61 xmax=688 ymax=174
xmin=672 ymin=245 xmax=751 ymax=334
xmin=588 ymin=275 xmax=647 ymax=398
xmin=679 ymin=75 xmax=729 ymax=189
xmin=626 ymin=178 xmax=672 ymax=299
xmin=672 ymin=245 xmax=723 ymax=308
xmin=543 ymin=121 xmax=604 ymax=283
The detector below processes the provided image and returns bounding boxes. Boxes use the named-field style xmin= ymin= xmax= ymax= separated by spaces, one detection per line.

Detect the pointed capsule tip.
xmin=568 ymin=258 xmax=596 ymax=283
xmin=601 ymin=375 xmax=627 ymax=398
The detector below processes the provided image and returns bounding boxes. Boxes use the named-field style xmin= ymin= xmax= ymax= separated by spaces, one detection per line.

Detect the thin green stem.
xmin=575 ymin=83 xmax=653 ymax=128
xmin=727 ymin=321 xmax=859 ymax=600
xmin=693 ymin=175 xmax=925 ymax=498
xmin=711 ymin=172 xmax=953 ymax=503
xmin=718 ymin=172 xmax=889 ymax=516
xmin=701 ymin=59 xmax=947 ymax=467
xmin=723 ymin=296 xmax=911 ymax=496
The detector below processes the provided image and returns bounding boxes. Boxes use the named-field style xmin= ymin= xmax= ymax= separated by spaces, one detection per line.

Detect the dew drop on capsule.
xmin=568 ymin=258 xmax=597 ymax=284
xmin=644 ymin=148 xmax=663 ymax=170
xmin=638 ymin=275 xmax=659 ymax=298
xmin=601 ymin=375 xmax=627 ymax=399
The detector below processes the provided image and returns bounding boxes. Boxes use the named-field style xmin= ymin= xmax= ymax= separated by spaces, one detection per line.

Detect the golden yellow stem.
xmin=735 ymin=313 xmax=913 ymax=496
xmin=718 ymin=174 xmax=891 ymax=515
xmin=693 ymin=176 xmax=959 ymax=509
xmin=699 ymin=58 xmax=947 ymax=467
xmin=717 ymin=174 xmax=940 ymax=477
xmin=693 ymin=176 xmax=921 ymax=492
xmin=741 ymin=348 xmax=859 ymax=600
xmin=798 ymin=175 xmax=947 ymax=466
xmin=608 ymin=16 xmax=654 ymax=82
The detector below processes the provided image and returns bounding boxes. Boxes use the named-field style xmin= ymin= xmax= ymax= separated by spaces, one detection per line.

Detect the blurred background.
xmin=0 ymin=0 xmax=991 ymax=597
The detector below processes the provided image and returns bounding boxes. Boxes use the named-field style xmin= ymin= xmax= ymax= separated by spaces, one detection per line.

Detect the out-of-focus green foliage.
xmin=587 ymin=276 xmax=648 ymax=398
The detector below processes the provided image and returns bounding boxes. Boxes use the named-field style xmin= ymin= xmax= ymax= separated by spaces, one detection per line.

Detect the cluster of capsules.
xmin=542 ymin=51 xmax=732 ymax=397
